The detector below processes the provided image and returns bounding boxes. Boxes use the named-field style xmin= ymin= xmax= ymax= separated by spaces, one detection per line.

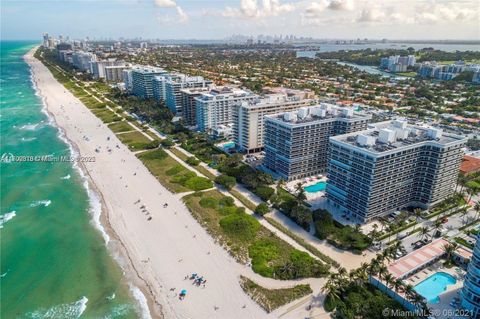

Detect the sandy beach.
xmin=25 ymin=49 xmax=329 ymax=319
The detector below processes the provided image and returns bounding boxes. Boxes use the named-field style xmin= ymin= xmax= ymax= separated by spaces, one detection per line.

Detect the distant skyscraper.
xmin=461 ymin=235 xmax=480 ymax=318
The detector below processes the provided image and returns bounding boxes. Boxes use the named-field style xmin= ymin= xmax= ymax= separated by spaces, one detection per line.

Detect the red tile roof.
xmin=460 ymin=155 xmax=480 ymax=175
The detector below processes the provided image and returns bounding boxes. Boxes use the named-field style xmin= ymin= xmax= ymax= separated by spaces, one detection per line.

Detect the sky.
xmin=1 ymin=0 xmax=479 ymax=40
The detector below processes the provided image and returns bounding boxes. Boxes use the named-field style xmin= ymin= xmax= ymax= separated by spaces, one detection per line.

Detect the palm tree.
xmin=443 ymin=242 xmax=458 ymax=263
xmin=393 ymin=278 xmax=404 ymax=294
xmin=412 ymin=208 xmax=422 ymax=232
xmin=455 ymin=173 xmax=467 ymax=194
xmin=277 ymin=178 xmax=286 ymax=190
xmin=432 ymin=219 xmax=443 ymax=237
xmin=295 ymin=182 xmax=307 ymax=202
xmin=419 ymin=226 xmax=430 ymax=242
xmin=383 ymin=273 xmax=395 ymax=290
xmin=474 ymin=202 xmax=480 ymax=220
xmin=460 ymin=209 xmax=469 ymax=226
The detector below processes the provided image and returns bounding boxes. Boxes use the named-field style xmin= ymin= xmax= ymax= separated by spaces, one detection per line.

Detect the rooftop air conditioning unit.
xmin=283 ymin=112 xmax=297 ymax=122
xmin=297 ymin=107 xmax=309 ymax=119
xmin=378 ymin=128 xmax=396 ymax=144
xmin=357 ymin=134 xmax=376 ymax=146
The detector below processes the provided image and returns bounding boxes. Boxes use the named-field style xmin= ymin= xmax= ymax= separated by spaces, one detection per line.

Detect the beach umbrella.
xmin=181 ymin=289 xmax=187 ymax=295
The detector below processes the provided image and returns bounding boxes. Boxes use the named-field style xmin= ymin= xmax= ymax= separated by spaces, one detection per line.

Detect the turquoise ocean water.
xmin=1 ymin=41 xmax=142 ymax=318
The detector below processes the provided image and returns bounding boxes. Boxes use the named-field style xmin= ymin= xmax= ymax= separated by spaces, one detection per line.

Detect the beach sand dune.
xmin=25 ymin=49 xmax=277 ymax=319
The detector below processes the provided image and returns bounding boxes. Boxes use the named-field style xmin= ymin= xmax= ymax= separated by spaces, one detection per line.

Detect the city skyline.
xmin=1 ymin=0 xmax=480 ymax=41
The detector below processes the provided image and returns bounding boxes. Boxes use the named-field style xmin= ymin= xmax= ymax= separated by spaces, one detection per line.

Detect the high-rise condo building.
xmin=131 ymin=66 xmax=167 ymax=99
xmin=152 ymin=74 xmax=211 ymax=115
xmin=233 ymin=94 xmax=314 ymax=154
xmin=105 ymin=65 xmax=129 ymax=83
xmin=180 ymin=87 xmax=212 ymax=127
xmin=195 ymin=87 xmax=257 ymax=133
xmin=326 ymin=120 xmax=467 ymax=223
xmin=90 ymin=60 xmax=124 ymax=79
xmin=123 ymin=69 xmax=133 ymax=92
xmin=264 ymin=104 xmax=370 ymax=181
xmin=461 ymin=235 xmax=480 ymax=318
xmin=71 ymin=51 xmax=96 ymax=72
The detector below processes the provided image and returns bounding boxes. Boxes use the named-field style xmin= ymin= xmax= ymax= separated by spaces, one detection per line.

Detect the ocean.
xmin=0 ymin=41 xmax=142 ymax=318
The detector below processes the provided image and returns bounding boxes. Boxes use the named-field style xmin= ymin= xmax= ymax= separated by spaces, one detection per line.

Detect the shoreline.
xmin=25 ymin=48 xmax=274 ymax=319
xmin=25 ymin=47 xmax=162 ymax=319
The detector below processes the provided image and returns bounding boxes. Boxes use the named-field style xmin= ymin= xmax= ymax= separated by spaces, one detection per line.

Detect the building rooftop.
xmin=195 ymin=86 xmax=254 ymax=101
xmin=265 ymin=103 xmax=370 ymax=126
xmin=132 ymin=66 xmax=166 ymax=74
xmin=460 ymin=155 xmax=480 ymax=175
xmin=330 ymin=120 xmax=466 ymax=154
xmin=388 ymin=238 xmax=449 ymax=279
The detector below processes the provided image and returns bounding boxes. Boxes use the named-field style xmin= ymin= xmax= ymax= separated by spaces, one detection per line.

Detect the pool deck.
xmin=285 ymin=177 xmax=328 ymax=203
xmin=405 ymin=265 xmax=465 ymax=318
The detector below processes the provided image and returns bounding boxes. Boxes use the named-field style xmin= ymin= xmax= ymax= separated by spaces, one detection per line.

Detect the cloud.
xmin=415 ymin=3 xmax=479 ymax=24
xmin=154 ymin=0 xmax=189 ymax=24
xmin=176 ymin=6 xmax=189 ymax=23
xmin=154 ymin=0 xmax=177 ymax=8
xmin=222 ymin=0 xmax=295 ymax=19
xmin=326 ymin=0 xmax=353 ymax=11
xmin=357 ymin=7 xmax=386 ymax=23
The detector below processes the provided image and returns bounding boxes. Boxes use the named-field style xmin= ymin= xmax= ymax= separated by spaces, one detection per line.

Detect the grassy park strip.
xmin=183 ymin=190 xmax=329 ymax=280
xmin=229 ymin=189 xmax=258 ymax=211
xmin=264 ymin=216 xmax=339 ymax=268
xmin=239 ymin=276 xmax=312 ymax=313
xmin=116 ymin=131 xmax=159 ymax=151
xmin=137 ymin=149 xmax=213 ymax=193
xmin=108 ymin=121 xmax=135 ymax=133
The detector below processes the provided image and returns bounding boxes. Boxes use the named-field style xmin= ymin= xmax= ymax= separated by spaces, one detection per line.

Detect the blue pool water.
xmin=219 ymin=142 xmax=235 ymax=151
xmin=414 ymin=272 xmax=456 ymax=304
xmin=304 ymin=181 xmax=327 ymax=193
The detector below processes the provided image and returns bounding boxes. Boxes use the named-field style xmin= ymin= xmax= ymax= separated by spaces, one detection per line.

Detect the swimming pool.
xmin=304 ymin=181 xmax=327 ymax=193
xmin=219 ymin=142 xmax=235 ymax=151
xmin=414 ymin=272 xmax=456 ymax=304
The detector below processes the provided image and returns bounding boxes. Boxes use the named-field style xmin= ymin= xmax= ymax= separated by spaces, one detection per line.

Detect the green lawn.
xmin=239 ymin=276 xmax=312 ymax=313
xmin=116 ymin=131 xmax=158 ymax=150
xmin=137 ymin=149 xmax=212 ymax=193
xmin=313 ymin=210 xmax=371 ymax=253
xmin=91 ymin=108 xmax=122 ymax=123
xmin=108 ymin=121 xmax=134 ymax=133
xmin=183 ymin=190 xmax=329 ymax=279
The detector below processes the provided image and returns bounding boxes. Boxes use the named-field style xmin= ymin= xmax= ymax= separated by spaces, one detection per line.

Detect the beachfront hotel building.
xmin=233 ymin=94 xmax=314 ymax=154
xmin=131 ymin=66 xmax=167 ymax=99
xmin=152 ymin=74 xmax=211 ymax=115
xmin=180 ymin=87 xmax=211 ymax=127
xmin=326 ymin=120 xmax=467 ymax=223
xmin=264 ymin=105 xmax=370 ymax=181
xmin=461 ymin=236 xmax=480 ymax=318
xmin=195 ymin=87 xmax=257 ymax=133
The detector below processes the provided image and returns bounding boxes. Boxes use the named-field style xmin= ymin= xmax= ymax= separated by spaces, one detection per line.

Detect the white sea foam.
xmin=1 ymin=270 xmax=9 ymax=278
xmin=103 ymin=304 xmax=132 ymax=319
xmin=130 ymin=286 xmax=152 ymax=319
xmin=0 ymin=211 xmax=17 ymax=228
xmin=60 ymin=174 xmax=71 ymax=180
xmin=21 ymin=137 xmax=37 ymax=142
xmin=28 ymin=57 xmax=150 ymax=319
xmin=25 ymin=296 xmax=88 ymax=319
xmin=19 ymin=123 xmax=42 ymax=131
xmin=30 ymin=200 xmax=51 ymax=208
